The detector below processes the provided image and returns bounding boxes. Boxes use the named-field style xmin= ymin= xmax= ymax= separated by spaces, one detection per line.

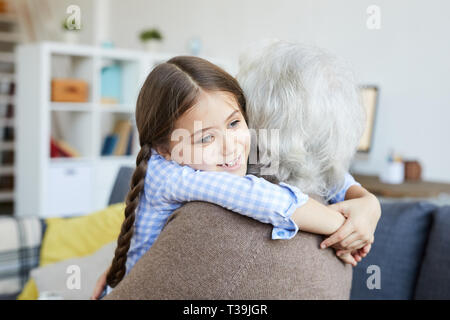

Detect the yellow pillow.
xmin=40 ymin=202 xmax=125 ymax=267
xmin=18 ymin=202 xmax=125 ymax=300
xmin=17 ymin=279 xmax=38 ymax=300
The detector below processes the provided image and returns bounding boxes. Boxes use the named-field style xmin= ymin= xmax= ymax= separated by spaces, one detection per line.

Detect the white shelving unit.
xmin=15 ymin=41 xmax=235 ymax=218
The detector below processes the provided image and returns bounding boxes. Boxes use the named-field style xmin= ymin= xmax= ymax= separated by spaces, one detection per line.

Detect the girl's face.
xmin=161 ymin=90 xmax=250 ymax=177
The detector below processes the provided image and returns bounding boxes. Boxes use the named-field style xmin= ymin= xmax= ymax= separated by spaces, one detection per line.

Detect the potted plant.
xmin=139 ymin=28 xmax=163 ymax=52
xmin=61 ymin=19 xmax=81 ymax=44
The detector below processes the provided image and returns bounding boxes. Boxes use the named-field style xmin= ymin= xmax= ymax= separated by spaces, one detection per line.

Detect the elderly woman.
xmin=100 ymin=41 xmax=381 ymax=300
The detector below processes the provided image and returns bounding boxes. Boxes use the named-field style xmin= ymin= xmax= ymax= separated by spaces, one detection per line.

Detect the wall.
xmin=106 ymin=0 xmax=450 ymax=182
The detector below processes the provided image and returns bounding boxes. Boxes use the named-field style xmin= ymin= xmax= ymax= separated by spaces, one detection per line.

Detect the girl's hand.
xmin=333 ymin=243 xmax=372 ymax=266
xmin=90 ymin=268 xmax=109 ymax=300
xmin=320 ymin=193 xmax=381 ymax=251
xmin=335 ymin=250 xmax=357 ymax=266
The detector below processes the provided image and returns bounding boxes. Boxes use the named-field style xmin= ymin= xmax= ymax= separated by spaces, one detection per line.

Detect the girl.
xmin=94 ymin=56 xmax=374 ymax=298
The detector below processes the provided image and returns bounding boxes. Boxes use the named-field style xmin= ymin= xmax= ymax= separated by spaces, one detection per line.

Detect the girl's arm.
xmin=148 ymin=153 xmax=345 ymax=239
xmin=327 ymin=172 xmax=361 ymax=204
xmin=290 ymin=197 xmax=346 ymax=235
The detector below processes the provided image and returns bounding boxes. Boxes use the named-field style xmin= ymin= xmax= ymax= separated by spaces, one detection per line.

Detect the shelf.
xmin=0 ymin=72 xmax=14 ymax=81
xmin=99 ymin=155 xmax=136 ymax=161
xmin=0 ymin=141 xmax=14 ymax=150
xmin=0 ymin=52 xmax=13 ymax=63
xmin=98 ymin=103 xmax=135 ymax=113
xmin=51 ymin=54 xmax=94 ymax=102
xmin=50 ymin=102 xmax=94 ymax=112
xmin=0 ymin=13 xmax=17 ymax=23
xmin=45 ymin=42 xmax=99 ymax=58
xmin=354 ymin=174 xmax=450 ymax=198
xmin=50 ymin=103 xmax=135 ymax=113
xmin=0 ymin=191 xmax=13 ymax=201
xmin=0 ymin=165 xmax=14 ymax=174
xmin=0 ymin=94 xmax=13 ymax=103
xmin=50 ymin=157 xmax=93 ymax=165
xmin=0 ymin=117 xmax=13 ymax=127
xmin=49 ymin=156 xmax=136 ymax=168
xmin=0 ymin=31 xmax=21 ymax=43
xmin=99 ymin=47 xmax=144 ymax=61
xmin=51 ymin=111 xmax=93 ymax=158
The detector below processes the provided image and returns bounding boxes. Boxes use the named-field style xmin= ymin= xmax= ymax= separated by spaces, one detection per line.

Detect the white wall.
xmin=32 ymin=0 xmax=95 ymax=44
xmin=107 ymin=0 xmax=450 ymax=182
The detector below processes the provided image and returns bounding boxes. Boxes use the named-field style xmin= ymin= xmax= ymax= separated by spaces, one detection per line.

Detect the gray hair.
xmin=237 ymin=40 xmax=366 ymax=200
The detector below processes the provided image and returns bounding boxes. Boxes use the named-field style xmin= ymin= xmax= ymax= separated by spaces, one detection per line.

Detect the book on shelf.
xmin=101 ymin=134 xmax=119 ymax=156
xmin=50 ymin=137 xmax=80 ymax=158
xmin=113 ymin=119 xmax=132 ymax=156
xmin=101 ymin=119 xmax=136 ymax=157
xmin=125 ymin=129 xmax=133 ymax=156
xmin=0 ymin=150 xmax=13 ymax=165
xmin=101 ymin=63 xmax=122 ymax=104
xmin=2 ymin=126 xmax=13 ymax=141
xmin=0 ymin=176 xmax=13 ymax=190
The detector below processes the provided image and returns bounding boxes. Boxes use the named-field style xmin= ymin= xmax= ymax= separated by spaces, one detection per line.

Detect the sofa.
xmin=1 ymin=167 xmax=449 ymax=300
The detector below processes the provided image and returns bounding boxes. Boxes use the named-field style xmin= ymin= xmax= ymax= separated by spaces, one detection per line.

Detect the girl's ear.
xmin=155 ymin=145 xmax=171 ymax=161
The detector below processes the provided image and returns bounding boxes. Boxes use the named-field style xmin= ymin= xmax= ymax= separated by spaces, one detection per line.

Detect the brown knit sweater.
xmin=104 ymin=201 xmax=352 ymax=300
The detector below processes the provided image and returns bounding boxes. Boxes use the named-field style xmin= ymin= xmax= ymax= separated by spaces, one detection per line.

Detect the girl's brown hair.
xmin=106 ymin=56 xmax=247 ymax=288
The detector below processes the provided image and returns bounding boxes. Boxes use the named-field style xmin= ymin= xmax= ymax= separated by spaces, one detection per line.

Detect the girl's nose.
xmin=222 ymin=131 xmax=238 ymax=159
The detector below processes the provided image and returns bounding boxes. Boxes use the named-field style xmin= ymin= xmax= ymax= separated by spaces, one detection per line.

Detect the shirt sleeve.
xmin=151 ymin=157 xmax=309 ymax=240
xmin=327 ymin=172 xmax=361 ymax=204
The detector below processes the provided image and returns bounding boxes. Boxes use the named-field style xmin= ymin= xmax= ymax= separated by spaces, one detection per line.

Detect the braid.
xmin=106 ymin=144 xmax=152 ymax=288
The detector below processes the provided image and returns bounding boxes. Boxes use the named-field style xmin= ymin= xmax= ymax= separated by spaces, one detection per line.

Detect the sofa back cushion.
xmin=350 ymin=201 xmax=435 ymax=300
xmin=414 ymin=205 xmax=450 ymax=299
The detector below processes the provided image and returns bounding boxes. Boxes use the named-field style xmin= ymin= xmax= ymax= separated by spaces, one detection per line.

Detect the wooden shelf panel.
xmin=0 ymin=191 xmax=14 ymax=201
xmin=0 ymin=141 xmax=14 ymax=150
xmin=0 ymin=13 xmax=17 ymax=23
xmin=354 ymin=174 xmax=450 ymax=198
xmin=0 ymin=165 xmax=14 ymax=174
xmin=0 ymin=31 xmax=21 ymax=43
xmin=50 ymin=102 xmax=94 ymax=112
xmin=0 ymin=117 xmax=14 ymax=127
xmin=98 ymin=104 xmax=134 ymax=113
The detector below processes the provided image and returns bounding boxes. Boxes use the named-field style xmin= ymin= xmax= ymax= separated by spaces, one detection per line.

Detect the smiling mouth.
xmin=217 ymin=154 xmax=242 ymax=170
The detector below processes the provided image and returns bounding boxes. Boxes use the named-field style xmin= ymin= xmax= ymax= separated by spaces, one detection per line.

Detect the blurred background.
xmin=0 ymin=0 xmax=448 ymax=215
xmin=0 ymin=0 xmax=450 ymax=301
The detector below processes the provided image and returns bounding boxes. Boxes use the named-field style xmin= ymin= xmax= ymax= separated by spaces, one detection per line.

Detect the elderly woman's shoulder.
xmin=162 ymin=200 xmax=352 ymax=299
xmin=105 ymin=200 xmax=352 ymax=299
xmin=166 ymin=201 xmax=272 ymax=238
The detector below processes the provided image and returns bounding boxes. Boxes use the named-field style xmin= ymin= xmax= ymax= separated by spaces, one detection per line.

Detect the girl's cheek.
xmin=237 ymin=128 xmax=251 ymax=151
xmin=201 ymin=144 xmax=221 ymax=166
xmin=187 ymin=143 xmax=215 ymax=167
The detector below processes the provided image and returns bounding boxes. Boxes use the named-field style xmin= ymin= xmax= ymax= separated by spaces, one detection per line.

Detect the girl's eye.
xmin=229 ymin=120 xmax=240 ymax=128
xmin=200 ymin=135 xmax=214 ymax=144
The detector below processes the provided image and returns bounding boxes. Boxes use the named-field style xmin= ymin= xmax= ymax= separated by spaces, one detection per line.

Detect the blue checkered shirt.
xmin=328 ymin=173 xmax=361 ymax=204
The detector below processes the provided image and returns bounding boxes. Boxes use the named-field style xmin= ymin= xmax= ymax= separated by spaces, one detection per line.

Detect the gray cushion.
xmin=350 ymin=201 xmax=435 ymax=300
xmin=414 ymin=206 xmax=450 ymax=299
xmin=30 ymin=242 xmax=116 ymax=300
xmin=108 ymin=167 xmax=133 ymax=205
